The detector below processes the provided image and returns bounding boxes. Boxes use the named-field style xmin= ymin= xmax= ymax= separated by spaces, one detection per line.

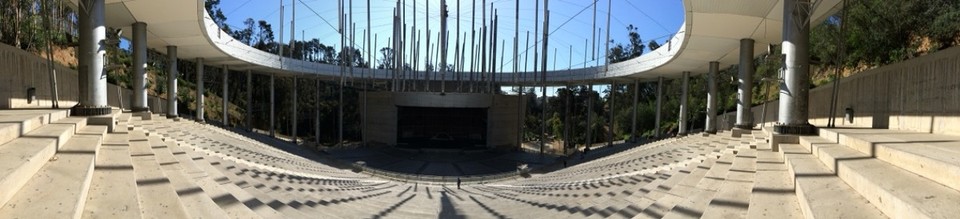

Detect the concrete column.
xmin=222 ymin=65 xmax=228 ymax=126
xmin=655 ymin=77 xmax=663 ymax=138
xmin=195 ymin=58 xmax=205 ymax=122
xmin=292 ymin=77 xmax=298 ymax=143
xmin=564 ymin=85 xmax=571 ymax=152
xmin=777 ymin=0 xmax=815 ymax=135
xmin=705 ymin=61 xmax=719 ymax=133
xmin=630 ymin=79 xmax=639 ymax=142
xmin=132 ymin=22 xmax=148 ymax=112
xmin=607 ymin=82 xmax=615 ymax=147
xmin=246 ymin=70 xmax=252 ymax=131
xmin=316 ymin=78 xmax=321 ymax=146
xmin=586 ymin=83 xmax=593 ymax=148
xmin=679 ymin=72 xmax=690 ymax=136
xmin=736 ymin=38 xmax=755 ymax=129
xmin=166 ymin=46 xmax=178 ymax=118
xmin=76 ymin=0 xmax=109 ymax=115
xmin=270 ymin=73 xmax=276 ymax=137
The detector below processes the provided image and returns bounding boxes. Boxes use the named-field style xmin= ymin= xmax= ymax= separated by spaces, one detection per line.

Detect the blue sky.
xmin=217 ymin=0 xmax=684 ymax=73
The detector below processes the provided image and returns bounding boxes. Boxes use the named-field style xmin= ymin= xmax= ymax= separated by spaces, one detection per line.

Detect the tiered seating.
xmin=0 ymin=109 xmax=109 ymax=218
xmin=13 ymin=109 xmax=959 ymax=218
xmin=781 ymin=128 xmax=960 ymax=219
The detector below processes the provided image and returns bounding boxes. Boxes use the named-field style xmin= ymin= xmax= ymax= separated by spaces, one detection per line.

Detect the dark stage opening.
xmin=397 ymin=106 xmax=487 ymax=149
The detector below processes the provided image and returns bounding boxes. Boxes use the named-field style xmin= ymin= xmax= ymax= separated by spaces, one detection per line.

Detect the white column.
xmin=132 ymin=22 xmax=148 ymax=112
xmin=655 ymin=77 xmax=663 ymax=138
xmin=777 ymin=0 xmax=816 ymax=135
xmin=196 ymin=58 xmax=205 ymax=122
xmin=166 ymin=46 xmax=178 ymax=118
xmin=679 ymin=72 xmax=690 ymax=136
xmin=705 ymin=61 xmax=719 ymax=133
xmin=736 ymin=38 xmax=755 ymax=129
xmin=77 ymin=0 xmax=109 ymax=115
xmin=222 ymin=65 xmax=228 ymax=126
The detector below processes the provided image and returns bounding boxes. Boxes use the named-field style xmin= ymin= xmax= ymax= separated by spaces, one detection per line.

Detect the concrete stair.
xmin=0 ymin=125 xmax=105 ymax=219
xmin=792 ymin=128 xmax=960 ymax=219
xmin=0 ymin=110 xmax=75 ymax=209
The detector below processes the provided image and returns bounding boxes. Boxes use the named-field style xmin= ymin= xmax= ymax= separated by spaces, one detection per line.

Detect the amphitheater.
xmin=1 ymin=0 xmax=959 ymax=218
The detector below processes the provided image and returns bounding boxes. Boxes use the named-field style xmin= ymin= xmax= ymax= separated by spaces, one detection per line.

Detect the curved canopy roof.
xmin=78 ymin=0 xmax=841 ymax=84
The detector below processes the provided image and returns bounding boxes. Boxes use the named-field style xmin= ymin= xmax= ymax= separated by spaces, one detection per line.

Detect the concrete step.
xmin=779 ymin=143 xmax=887 ymax=219
xmin=661 ymin=152 xmax=736 ymax=219
xmin=0 ymin=122 xmax=71 ymax=207
xmin=811 ymin=128 xmax=960 ymax=191
xmin=24 ymin=118 xmax=85 ymax=149
xmin=147 ymin=135 xmax=230 ymax=219
xmin=160 ymin=139 xmax=262 ymax=218
xmin=0 ymin=133 xmax=102 ymax=219
xmin=127 ymin=131 xmax=191 ymax=218
xmin=746 ymin=149 xmax=803 ymax=219
xmin=81 ymin=133 xmax=143 ymax=218
xmin=177 ymin=147 xmax=287 ymax=218
xmin=0 ymin=110 xmax=70 ymax=144
xmin=798 ymin=136 xmax=960 ymax=219
xmin=701 ymin=149 xmax=757 ymax=219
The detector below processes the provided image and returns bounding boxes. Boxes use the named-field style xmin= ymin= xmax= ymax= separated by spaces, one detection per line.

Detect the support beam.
xmin=736 ymin=38 xmax=755 ymax=130
xmin=631 ymin=79 xmax=638 ymax=142
xmin=679 ymin=72 xmax=690 ymax=136
xmin=196 ymin=58 xmax=205 ymax=122
xmin=132 ymin=22 xmax=148 ymax=112
xmin=586 ymin=83 xmax=593 ymax=149
xmin=75 ymin=0 xmax=110 ymax=116
xmin=246 ymin=70 xmax=252 ymax=131
xmin=776 ymin=0 xmax=816 ymax=135
xmin=166 ymin=46 xmax=178 ymax=118
xmin=292 ymin=77 xmax=298 ymax=143
xmin=655 ymin=77 xmax=663 ymax=138
xmin=705 ymin=61 xmax=719 ymax=134
xmin=316 ymin=77 xmax=322 ymax=147
xmin=222 ymin=65 xmax=228 ymax=126
xmin=270 ymin=73 xmax=276 ymax=137
xmin=607 ymin=82 xmax=615 ymax=147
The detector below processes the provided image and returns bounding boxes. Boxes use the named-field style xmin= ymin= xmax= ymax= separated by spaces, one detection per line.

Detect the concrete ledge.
xmin=132 ymin=111 xmax=152 ymax=121
xmin=87 ymin=110 xmax=119 ymax=133
xmin=768 ymin=134 xmax=799 ymax=152
xmin=731 ymin=128 xmax=753 ymax=138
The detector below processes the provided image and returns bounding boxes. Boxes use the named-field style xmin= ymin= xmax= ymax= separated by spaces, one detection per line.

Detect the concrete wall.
xmin=364 ymin=92 xmax=398 ymax=146
xmin=721 ymin=46 xmax=960 ymax=136
xmin=487 ymin=95 xmax=524 ymax=149
xmin=1 ymin=43 xmax=168 ymax=112
xmin=362 ymin=92 xmax=523 ymax=148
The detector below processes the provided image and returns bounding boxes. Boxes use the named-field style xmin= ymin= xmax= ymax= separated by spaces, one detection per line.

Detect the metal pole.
xmin=293 ymin=77 xmax=298 ymax=143
xmin=776 ymin=0 xmax=815 ymax=135
xmin=42 ymin=0 xmax=60 ymax=108
xmin=586 ymin=83 xmax=593 ymax=149
xmin=270 ymin=73 xmax=276 ymax=137
xmin=539 ymin=3 xmax=549 ymax=155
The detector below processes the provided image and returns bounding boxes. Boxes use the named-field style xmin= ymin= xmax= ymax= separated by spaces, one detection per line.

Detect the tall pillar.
xmin=776 ymin=0 xmax=816 ymax=135
xmin=607 ymin=82 xmax=615 ymax=147
xmin=75 ymin=0 xmax=109 ymax=116
xmin=270 ymin=73 xmax=276 ymax=137
xmin=132 ymin=22 xmax=149 ymax=112
xmin=196 ymin=58 xmax=205 ymax=122
xmin=316 ymin=78 xmax=321 ymax=146
xmin=678 ymin=72 xmax=690 ymax=136
xmin=166 ymin=46 xmax=178 ymax=118
xmin=563 ymin=85 xmax=571 ymax=152
xmin=292 ymin=77 xmax=298 ymax=143
xmin=736 ymin=38 xmax=755 ymax=129
xmin=631 ymin=79 xmax=639 ymax=142
xmin=705 ymin=61 xmax=719 ymax=133
xmin=655 ymin=77 xmax=663 ymax=138
xmin=246 ymin=70 xmax=252 ymax=131
xmin=586 ymin=83 xmax=593 ymax=148
xmin=222 ymin=65 xmax=228 ymax=126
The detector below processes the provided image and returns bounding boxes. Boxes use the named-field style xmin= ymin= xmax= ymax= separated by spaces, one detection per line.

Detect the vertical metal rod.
xmin=631 ymin=79 xmax=639 ymax=142
xmin=540 ymin=2 xmax=549 ymax=155
xmin=586 ymin=83 xmax=593 ymax=149
xmin=608 ymin=81 xmax=615 ymax=146
xmin=270 ymin=73 xmax=276 ymax=137
xmin=655 ymin=77 xmax=663 ymax=138
xmin=222 ymin=65 xmax=228 ymax=126
xmin=292 ymin=76 xmax=298 ymax=143
xmin=247 ymin=70 xmax=252 ymax=131
xmin=604 ymin=0 xmax=611 ymax=75
xmin=42 ymin=0 xmax=59 ymax=108
xmin=196 ymin=58 xmax=205 ymax=122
